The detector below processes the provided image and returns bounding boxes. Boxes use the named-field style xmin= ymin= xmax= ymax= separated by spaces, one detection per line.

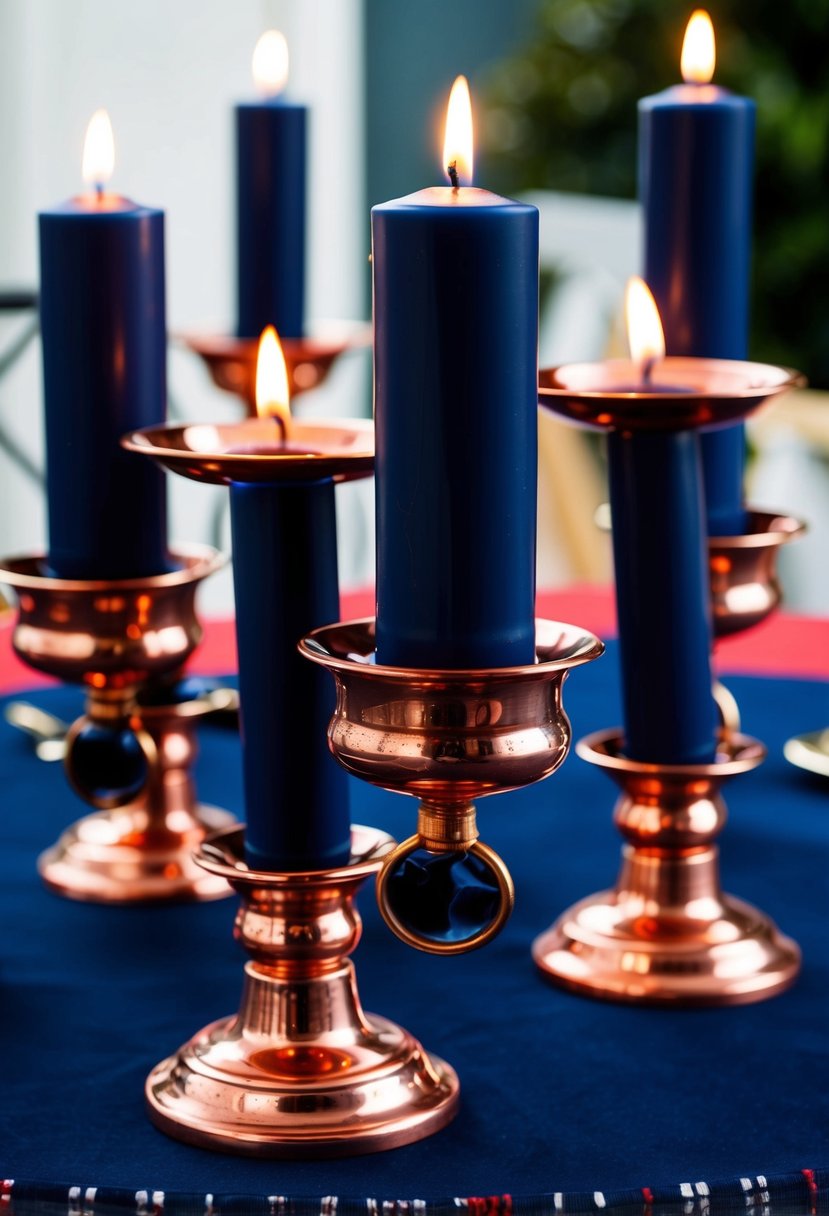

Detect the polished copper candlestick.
xmin=534 ymin=356 xmax=804 ymax=1004
xmin=301 ymin=618 xmax=604 ymax=955
xmin=146 ymin=825 xmax=459 ymax=1156
xmin=532 ymin=729 xmax=800 ymax=1005
xmin=129 ymin=410 xmax=461 ymax=1154
xmin=0 ymin=546 xmax=234 ymax=902
xmin=179 ymin=323 xmax=370 ymax=416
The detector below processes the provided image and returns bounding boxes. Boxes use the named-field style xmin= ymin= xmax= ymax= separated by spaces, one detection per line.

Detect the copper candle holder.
xmin=146 ymin=824 xmax=459 ymax=1156
xmin=532 ymin=729 xmax=800 ymax=1005
xmin=0 ymin=545 xmax=234 ymax=902
xmin=300 ymin=618 xmax=604 ymax=955
xmin=709 ymin=509 xmax=806 ymax=733
xmin=128 ymin=411 xmax=462 ymax=1154
xmin=179 ymin=323 xmax=371 ymax=416
xmin=534 ymin=356 xmax=804 ymax=1004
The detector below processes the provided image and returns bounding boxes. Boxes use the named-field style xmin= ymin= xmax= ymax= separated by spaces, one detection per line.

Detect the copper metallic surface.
xmin=0 ymin=545 xmax=222 ymax=688
xmin=180 ymin=324 xmax=371 ymax=414
xmin=710 ymin=510 xmax=807 ymax=637
xmin=123 ymin=418 xmax=374 ymax=487
xmin=538 ymin=358 xmax=804 ymax=432
xmin=532 ymin=729 xmax=801 ymax=1005
xmin=146 ymin=824 xmax=460 ymax=1156
xmin=300 ymin=618 xmax=604 ymax=954
xmin=0 ymin=546 xmax=235 ymax=903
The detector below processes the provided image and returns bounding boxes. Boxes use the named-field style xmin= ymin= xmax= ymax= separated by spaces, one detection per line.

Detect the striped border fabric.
xmin=2 ymin=1171 xmax=827 ymax=1216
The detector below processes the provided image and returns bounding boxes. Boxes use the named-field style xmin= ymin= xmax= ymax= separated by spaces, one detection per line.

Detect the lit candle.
xmin=607 ymin=279 xmax=716 ymax=764
xmin=372 ymin=77 xmax=539 ymax=669
xmin=639 ymin=10 xmax=754 ymax=537
xmin=236 ymin=30 xmax=306 ymax=340
xmin=38 ymin=110 xmax=170 ymax=579
xmin=230 ymin=327 xmax=350 ymax=871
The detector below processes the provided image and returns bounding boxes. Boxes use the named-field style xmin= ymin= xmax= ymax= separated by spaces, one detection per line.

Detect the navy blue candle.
xmin=607 ymin=278 xmax=717 ymax=765
xmin=236 ymin=30 xmax=306 ymax=339
xmin=230 ymin=477 xmax=350 ymax=871
xmin=638 ymin=11 xmax=755 ymax=537
xmin=372 ymin=77 xmax=538 ymax=670
xmin=38 ymin=110 xmax=170 ymax=580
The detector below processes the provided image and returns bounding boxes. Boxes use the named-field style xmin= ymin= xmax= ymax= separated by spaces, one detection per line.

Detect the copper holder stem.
xmin=0 ymin=546 xmax=235 ymax=903
xmin=300 ymin=617 xmax=604 ymax=956
xmin=146 ymin=824 xmax=459 ymax=1156
xmin=532 ymin=728 xmax=801 ymax=1006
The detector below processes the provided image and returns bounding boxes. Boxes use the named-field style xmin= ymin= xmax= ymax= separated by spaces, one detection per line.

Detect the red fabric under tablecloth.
xmin=0 ymin=586 xmax=826 ymax=694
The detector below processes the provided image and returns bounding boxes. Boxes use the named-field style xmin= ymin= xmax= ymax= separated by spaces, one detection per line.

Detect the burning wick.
xmin=255 ymin=324 xmax=292 ymax=442
xmin=625 ymin=277 xmax=665 ymax=388
xmin=447 ymin=160 xmax=460 ymax=189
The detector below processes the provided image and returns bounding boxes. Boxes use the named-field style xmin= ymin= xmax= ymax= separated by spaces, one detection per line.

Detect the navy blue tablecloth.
xmin=1 ymin=646 xmax=828 ymax=1214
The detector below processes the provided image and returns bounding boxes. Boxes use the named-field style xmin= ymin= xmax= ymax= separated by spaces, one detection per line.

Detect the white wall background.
xmin=0 ymin=0 xmax=371 ymax=613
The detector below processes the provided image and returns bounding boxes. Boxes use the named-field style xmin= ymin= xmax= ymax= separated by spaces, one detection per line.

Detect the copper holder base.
xmin=0 ymin=547 xmax=236 ymax=903
xmin=533 ymin=729 xmax=801 ymax=1006
xmin=146 ymin=825 xmax=459 ymax=1156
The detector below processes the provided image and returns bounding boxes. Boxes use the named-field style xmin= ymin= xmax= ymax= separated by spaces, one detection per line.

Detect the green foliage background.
xmin=482 ymin=0 xmax=829 ymax=386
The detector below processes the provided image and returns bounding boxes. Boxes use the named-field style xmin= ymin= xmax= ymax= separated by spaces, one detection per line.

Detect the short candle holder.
xmin=533 ymin=356 xmax=803 ymax=1004
xmin=301 ymin=618 xmax=604 ymax=956
xmin=180 ymin=322 xmax=370 ymax=416
xmin=146 ymin=824 xmax=459 ymax=1156
xmin=0 ymin=546 xmax=234 ymax=902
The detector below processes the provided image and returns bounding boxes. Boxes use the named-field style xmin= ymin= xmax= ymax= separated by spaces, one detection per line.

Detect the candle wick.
xmin=270 ymin=411 xmax=290 ymax=443
xmin=447 ymin=161 xmax=459 ymax=189
xmin=642 ymin=356 xmax=656 ymax=387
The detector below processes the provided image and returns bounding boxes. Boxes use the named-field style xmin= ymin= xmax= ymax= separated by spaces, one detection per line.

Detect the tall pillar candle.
xmin=230 ymin=477 xmax=350 ymax=871
xmin=38 ymin=110 xmax=170 ymax=579
xmin=236 ymin=30 xmax=306 ymax=339
xmin=371 ymin=77 xmax=538 ymax=670
xmin=638 ymin=10 xmax=754 ymax=536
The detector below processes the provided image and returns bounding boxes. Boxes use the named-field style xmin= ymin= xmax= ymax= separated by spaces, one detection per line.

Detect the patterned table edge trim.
xmin=1 ymin=1171 xmax=826 ymax=1216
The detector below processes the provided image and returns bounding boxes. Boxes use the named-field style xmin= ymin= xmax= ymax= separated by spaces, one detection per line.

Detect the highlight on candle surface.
xmin=625 ymin=277 xmax=665 ymax=376
xmin=82 ymin=109 xmax=115 ymax=190
xmin=252 ymin=29 xmax=289 ymax=98
xmin=442 ymin=75 xmax=473 ymax=186
xmin=255 ymin=324 xmax=291 ymax=433
xmin=681 ymin=10 xmax=716 ymax=83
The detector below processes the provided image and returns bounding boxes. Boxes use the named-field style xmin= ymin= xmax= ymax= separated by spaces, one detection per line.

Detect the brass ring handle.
xmin=375 ymin=834 xmax=515 ymax=956
xmin=64 ymin=715 xmax=158 ymax=811
xmin=713 ymin=679 xmax=741 ymax=737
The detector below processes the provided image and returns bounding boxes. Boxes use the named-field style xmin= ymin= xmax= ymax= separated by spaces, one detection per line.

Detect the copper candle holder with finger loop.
xmin=532 ymin=728 xmax=801 ymax=1005
xmin=146 ymin=824 xmax=459 ymax=1157
xmin=0 ymin=545 xmax=234 ymax=902
xmin=301 ymin=617 xmax=605 ymax=956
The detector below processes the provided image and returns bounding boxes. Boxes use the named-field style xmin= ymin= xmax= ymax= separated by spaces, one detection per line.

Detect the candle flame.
xmin=252 ymin=30 xmax=289 ymax=98
xmin=442 ymin=75 xmax=473 ymax=186
xmin=681 ymin=10 xmax=716 ymax=84
xmin=82 ymin=109 xmax=115 ymax=190
xmin=625 ymin=277 xmax=665 ymax=377
xmin=255 ymin=325 xmax=291 ymax=433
